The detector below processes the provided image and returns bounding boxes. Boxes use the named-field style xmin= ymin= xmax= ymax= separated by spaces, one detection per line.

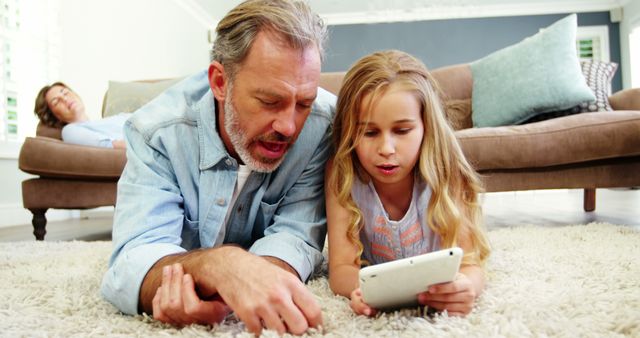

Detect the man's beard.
xmin=223 ymin=84 xmax=291 ymax=173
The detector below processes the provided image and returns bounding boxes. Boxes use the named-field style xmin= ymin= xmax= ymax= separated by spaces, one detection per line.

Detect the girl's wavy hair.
xmin=328 ymin=50 xmax=490 ymax=267
xmin=34 ymin=82 xmax=68 ymax=128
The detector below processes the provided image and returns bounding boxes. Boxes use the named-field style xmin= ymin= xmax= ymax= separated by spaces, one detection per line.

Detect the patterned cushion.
xmin=578 ymin=60 xmax=618 ymax=112
xmin=522 ymin=60 xmax=618 ymax=124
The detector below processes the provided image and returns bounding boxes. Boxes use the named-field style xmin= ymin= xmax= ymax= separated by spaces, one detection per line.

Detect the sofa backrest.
xmin=34 ymin=64 xmax=473 ymax=139
xmin=609 ymin=88 xmax=640 ymax=111
xmin=431 ymin=64 xmax=473 ymax=101
xmin=319 ymin=63 xmax=474 ymax=130
xmin=319 ymin=63 xmax=473 ymax=101
xmin=318 ymin=72 xmax=345 ymax=96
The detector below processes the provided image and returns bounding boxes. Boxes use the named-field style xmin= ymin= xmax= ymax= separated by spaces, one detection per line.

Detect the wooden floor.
xmin=1 ymin=188 xmax=638 ymax=242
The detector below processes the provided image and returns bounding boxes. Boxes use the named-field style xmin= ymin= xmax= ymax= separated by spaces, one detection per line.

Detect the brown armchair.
xmin=19 ymin=78 xmax=182 ymax=240
xmin=18 ymin=123 xmax=125 ymax=240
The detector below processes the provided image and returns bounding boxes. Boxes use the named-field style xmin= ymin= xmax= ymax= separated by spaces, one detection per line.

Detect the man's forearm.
xmin=139 ymin=253 xmax=189 ymax=314
xmin=138 ymin=246 xmax=237 ymax=314
xmin=139 ymin=247 xmax=304 ymax=315
xmin=263 ymin=256 xmax=300 ymax=279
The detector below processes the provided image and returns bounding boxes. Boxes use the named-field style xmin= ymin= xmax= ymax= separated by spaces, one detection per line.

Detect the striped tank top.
xmin=351 ymin=177 xmax=440 ymax=265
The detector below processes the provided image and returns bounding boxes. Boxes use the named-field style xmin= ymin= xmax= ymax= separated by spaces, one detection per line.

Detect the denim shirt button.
xmin=216 ymin=198 xmax=226 ymax=206
xmin=225 ymin=159 xmax=232 ymax=166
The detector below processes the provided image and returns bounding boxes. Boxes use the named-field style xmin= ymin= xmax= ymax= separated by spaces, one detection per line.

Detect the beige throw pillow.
xmin=102 ymin=78 xmax=183 ymax=118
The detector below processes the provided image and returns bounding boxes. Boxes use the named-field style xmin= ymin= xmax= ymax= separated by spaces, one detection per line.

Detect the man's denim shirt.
xmin=101 ymin=70 xmax=336 ymax=315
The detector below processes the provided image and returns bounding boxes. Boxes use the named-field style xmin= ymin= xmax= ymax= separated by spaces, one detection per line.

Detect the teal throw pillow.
xmin=470 ymin=14 xmax=595 ymax=128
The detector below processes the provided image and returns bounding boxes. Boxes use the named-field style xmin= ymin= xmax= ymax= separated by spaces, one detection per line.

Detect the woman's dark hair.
xmin=34 ymin=82 xmax=69 ymax=127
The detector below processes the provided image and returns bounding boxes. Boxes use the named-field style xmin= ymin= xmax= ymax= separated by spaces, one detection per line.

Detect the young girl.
xmin=326 ymin=50 xmax=491 ymax=317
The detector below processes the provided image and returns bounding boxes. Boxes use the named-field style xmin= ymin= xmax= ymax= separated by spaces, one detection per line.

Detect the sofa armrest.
xmin=19 ymin=136 xmax=126 ymax=180
xmin=609 ymin=88 xmax=640 ymax=111
xmin=36 ymin=122 xmax=63 ymax=140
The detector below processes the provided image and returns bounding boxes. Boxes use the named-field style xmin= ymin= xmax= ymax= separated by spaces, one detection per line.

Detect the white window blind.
xmin=576 ymin=25 xmax=610 ymax=62
xmin=0 ymin=0 xmax=60 ymax=156
xmin=630 ymin=25 xmax=640 ymax=88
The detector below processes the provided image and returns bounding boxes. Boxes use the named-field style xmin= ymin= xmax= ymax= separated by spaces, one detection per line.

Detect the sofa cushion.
xmin=456 ymin=111 xmax=640 ymax=170
xmin=444 ymin=99 xmax=473 ymax=130
xmin=470 ymin=14 xmax=595 ymax=127
xmin=102 ymin=78 xmax=182 ymax=118
xmin=19 ymin=137 xmax=125 ymax=180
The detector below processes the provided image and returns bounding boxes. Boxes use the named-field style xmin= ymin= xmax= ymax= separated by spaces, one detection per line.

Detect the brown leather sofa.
xmin=18 ymin=64 xmax=640 ymax=240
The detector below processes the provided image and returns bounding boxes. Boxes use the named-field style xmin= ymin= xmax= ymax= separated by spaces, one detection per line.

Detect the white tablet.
xmin=359 ymin=247 xmax=463 ymax=310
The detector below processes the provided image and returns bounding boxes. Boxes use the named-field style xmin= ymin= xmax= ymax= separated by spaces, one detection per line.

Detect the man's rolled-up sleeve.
xmin=101 ymin=120 xmax=187 ymax=315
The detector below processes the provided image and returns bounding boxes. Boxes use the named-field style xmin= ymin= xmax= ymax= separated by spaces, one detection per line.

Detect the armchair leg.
xmin=583 ymin=188 xmax=596 ymax=212
xmin=29 ymin=208 xmax=48 ymax=240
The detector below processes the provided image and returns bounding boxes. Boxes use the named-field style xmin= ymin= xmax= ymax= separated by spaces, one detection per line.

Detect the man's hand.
xmin=144 ymin=247 xmax=322 ymax=335
xmin=152 ymin=263 xmax=230 ymax=326
xmin=349 ymin=288 xmax=377 ymax=317
xmin=212 ymin=248 xmax=323 ymax=336
xmin=112 ymin=139 xmax=126 ymax=149
xmin=417 ymin=272 xmax=476 ymax=316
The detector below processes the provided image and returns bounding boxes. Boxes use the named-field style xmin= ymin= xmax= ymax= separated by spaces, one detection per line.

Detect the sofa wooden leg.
xmin=583 ymin=188 xmax=596 ymax=212
xmin=29 ymin=208 xmax=48 ymax=240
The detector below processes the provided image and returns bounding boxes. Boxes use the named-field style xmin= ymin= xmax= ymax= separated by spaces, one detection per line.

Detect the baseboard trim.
xmin=0 ymin=204 xmax=76 ymax=228
xmin=79 ymin=206 xmax=115 ymax=218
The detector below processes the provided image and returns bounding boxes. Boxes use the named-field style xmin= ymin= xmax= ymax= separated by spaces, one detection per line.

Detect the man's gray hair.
xmin=211 ymin=0 xmax=326 ymax=80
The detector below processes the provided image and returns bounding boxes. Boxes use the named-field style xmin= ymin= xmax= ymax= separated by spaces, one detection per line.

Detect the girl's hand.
xmin=349 ymin=288 xmax=377 ymax=317
xmin=417 ymin=272 xmax=476 ymax=316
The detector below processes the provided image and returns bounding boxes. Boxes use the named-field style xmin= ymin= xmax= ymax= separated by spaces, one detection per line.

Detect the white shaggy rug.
xmin=1 ymin=223 xmax=639 ymax=337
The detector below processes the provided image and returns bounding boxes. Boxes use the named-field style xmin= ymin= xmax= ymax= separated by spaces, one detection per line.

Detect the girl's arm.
xmin=459 ymin=264 xmax=485 ymax=297
xmin=326 ymin=164 xmax=377 ymax=316
xmin=417 ymin=223 xmax=485 ymax=316
xmin=457 ymin=226 xmax=486 ymax=297
xmin=325 ymin=162 xmax=361 ymax=297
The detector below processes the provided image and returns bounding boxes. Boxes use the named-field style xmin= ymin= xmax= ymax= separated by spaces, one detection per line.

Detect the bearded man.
xmin=101 ymin=1 xmax=335 ymax=335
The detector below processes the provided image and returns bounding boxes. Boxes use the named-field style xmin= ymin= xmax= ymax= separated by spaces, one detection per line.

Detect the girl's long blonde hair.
xmin=328 ymin=50 xmax=490 ymax=266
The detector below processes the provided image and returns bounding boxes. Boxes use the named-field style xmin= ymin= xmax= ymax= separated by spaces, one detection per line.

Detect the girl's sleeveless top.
xmin=351 ymin=177 xmax=440 ymax=265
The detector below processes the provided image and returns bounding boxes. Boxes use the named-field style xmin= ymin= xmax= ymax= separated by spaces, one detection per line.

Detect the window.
xmin=576 ymin=25 xmax=610 ymax=62
xmin=0 ymin=0 xmax=60 ymax=157
xmin=0 ymin=0 xmax=19 ymax=142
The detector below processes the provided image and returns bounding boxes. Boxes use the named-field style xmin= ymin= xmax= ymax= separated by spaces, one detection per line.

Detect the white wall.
xmin=620 ymin=0 xmax=640 ymax=89
xmin=0 ymin=159 xmax=36 ymax=227
xmin=0 ymin=0 xmax=213 ymax=228
xmin=0 ymin=159 xmax=76 ymax=228
xmin=58 ymin=0 xmax=212 ymax=119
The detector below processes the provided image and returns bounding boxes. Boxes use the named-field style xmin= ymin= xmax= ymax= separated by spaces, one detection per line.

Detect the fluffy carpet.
xmin=1 ymin=223 xmax=638 ymax=337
